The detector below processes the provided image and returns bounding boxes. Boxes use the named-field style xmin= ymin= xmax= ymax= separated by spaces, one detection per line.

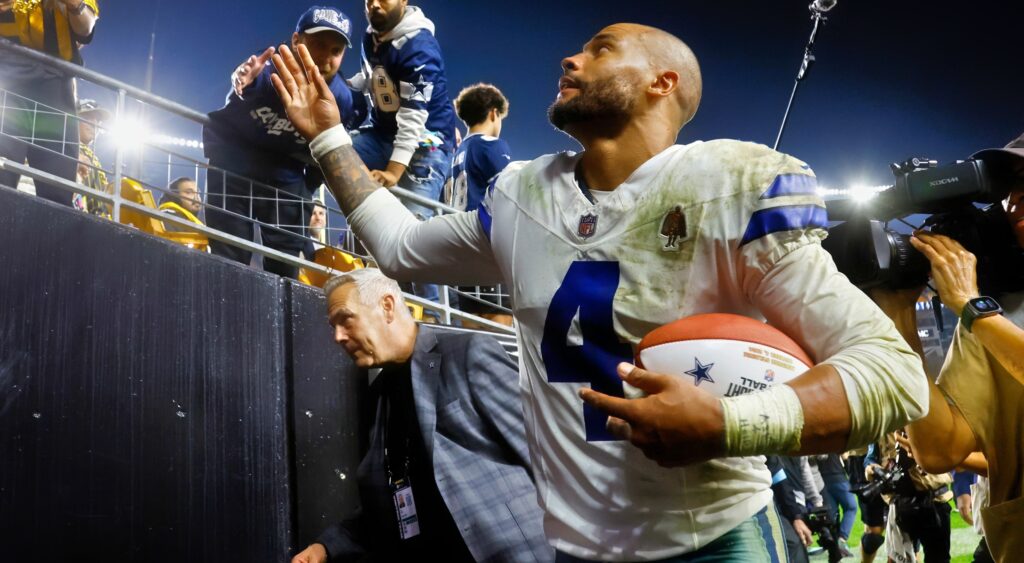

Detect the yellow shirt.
xmin=0 ymin=0 xmax=99 ymax=63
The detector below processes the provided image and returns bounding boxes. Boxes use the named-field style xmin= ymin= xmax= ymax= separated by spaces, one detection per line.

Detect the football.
xmin=629 ymin=313 xmax=814 ymax=398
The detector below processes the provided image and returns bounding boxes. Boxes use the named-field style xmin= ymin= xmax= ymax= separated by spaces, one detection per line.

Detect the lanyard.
xmin=381 ymin=383 xmax=411 ymax=486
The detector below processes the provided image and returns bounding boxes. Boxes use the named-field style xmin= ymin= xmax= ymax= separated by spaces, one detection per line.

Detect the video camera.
xmin=854 ymin=463 xmax=906 ymax=501
xmin=822 ymin=153 xmax=1024 ymax=293
xmin=804 ymin=506 xmax=844 ymax=563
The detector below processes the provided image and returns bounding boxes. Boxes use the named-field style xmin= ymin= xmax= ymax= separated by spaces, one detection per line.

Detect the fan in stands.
xmin=631 ymin=313 xmax=814 ymax=399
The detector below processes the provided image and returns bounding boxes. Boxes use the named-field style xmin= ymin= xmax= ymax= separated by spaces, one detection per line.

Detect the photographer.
xmin=862 ymin=430 xmax=952 ymax=563
xmin=872 ymin=135 xmax=1024 ymax=562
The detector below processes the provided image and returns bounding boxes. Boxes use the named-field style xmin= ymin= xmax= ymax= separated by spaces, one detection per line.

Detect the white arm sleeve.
xmin=751 ymin=243 xmax=929 ymax=448
xmin=347 ymin=189 xmax=504 ymax=285
xmin=390 ymin=106 xmax=429 ymax=167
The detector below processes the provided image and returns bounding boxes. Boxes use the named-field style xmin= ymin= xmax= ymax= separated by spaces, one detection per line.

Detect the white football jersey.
xmin=348 ymin=139 xmax=926 ymax=561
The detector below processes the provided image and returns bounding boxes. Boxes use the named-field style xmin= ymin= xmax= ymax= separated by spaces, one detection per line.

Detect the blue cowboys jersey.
xmin=345 ymin=139 xmax=927 ymax=560
xmin=204 ymin=56 xmax=364 ymax=185
xmin=349 ymin=6 xmax=456 ymax=166
xmin=445 ymin=133 xmax=512 ymax=211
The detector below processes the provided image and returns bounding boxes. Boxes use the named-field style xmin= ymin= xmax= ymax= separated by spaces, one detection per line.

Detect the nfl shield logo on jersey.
xmin=578 ymin=213 xmax=598 ymax=239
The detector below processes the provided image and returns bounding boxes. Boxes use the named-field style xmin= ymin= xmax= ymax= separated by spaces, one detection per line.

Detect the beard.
xmin=369 ymin=5 xmax=403 ymax=34
xmin=548 ymin=74 xmax=637 ymax=132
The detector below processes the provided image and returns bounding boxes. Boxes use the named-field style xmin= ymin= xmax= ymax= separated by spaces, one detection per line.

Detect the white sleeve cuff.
xmin=389 ymin=146 xmax=415 ymax=168
xmin=309 ymin=124 xmax=352 ymax=161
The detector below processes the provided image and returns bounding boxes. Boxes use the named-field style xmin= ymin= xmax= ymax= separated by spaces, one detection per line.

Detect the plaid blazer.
xmin=318 ymin=326 xmax=552 ymax=562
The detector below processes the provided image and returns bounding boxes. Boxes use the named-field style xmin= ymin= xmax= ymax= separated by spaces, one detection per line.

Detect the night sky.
xmin=77 ymin=0 xmax=1022 ymax=192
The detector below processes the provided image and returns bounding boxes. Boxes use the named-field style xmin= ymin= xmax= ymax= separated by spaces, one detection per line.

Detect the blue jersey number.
xmin=541 ymin=261 xmax=632 ymax=441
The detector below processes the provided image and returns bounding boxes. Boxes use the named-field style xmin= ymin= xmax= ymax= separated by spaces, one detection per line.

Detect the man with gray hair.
xmin=292 ymin=268 xmax=551 ymax=562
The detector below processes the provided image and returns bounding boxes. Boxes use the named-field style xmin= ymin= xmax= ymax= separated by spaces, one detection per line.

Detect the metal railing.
xmin=0 ymin=38 xmax=516 ymax=346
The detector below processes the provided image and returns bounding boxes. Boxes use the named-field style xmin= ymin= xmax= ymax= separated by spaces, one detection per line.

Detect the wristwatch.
xmin=960 ymin=296 xmax=1002 ymax=333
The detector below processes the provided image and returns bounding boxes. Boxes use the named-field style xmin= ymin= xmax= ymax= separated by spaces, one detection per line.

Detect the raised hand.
xmin=579 ymin=362 xmax=725 ymax=467
xmin=909 ymin=231 xmax=979 ymax=316
xmin=271 ymin=43 xmax=341 ymax=142
xmin=232 ymin=46 xmax=275 ymax=97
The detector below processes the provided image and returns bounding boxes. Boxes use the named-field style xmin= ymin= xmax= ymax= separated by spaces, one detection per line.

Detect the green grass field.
xmin=809 ymin=500 xmax=979 ymax=562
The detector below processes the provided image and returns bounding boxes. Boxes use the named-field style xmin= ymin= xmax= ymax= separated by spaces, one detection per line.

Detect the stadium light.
xmin=816 ymin=183 xmax=889 ymax=202
xmin=106 ymin=117 xmax=150 ymax=151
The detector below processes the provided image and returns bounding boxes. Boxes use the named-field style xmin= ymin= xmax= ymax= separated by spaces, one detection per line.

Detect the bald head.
xmin=611 ymin=23 xmax=702 ymax=128
xmin=549 ymin=23 xmax=703 ymax=141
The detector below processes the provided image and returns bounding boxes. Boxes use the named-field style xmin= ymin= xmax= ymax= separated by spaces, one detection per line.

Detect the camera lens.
xmin=885 ymin=230 xmax=930 ymax=289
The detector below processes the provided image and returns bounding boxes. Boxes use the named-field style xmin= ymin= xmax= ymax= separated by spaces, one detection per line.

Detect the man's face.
xmin=548 ymin=25 xmax=648 ymax=132
xmin=309 ymin=205 xmax=326 ymax=236
xmin=327 ymin=283 xmax=390 ymax=368
xmin=177 ymin=180 xmax=202 ymax=213
xmin=77 ymin=119 xmax=96 ymax=145
xmin=293 ymin=32 xmax=347 ymax=81
xmin=366 ymin=0 xmax=406 ymax=34
xmin=1005 ymin=189 xmax=1024 ymax=248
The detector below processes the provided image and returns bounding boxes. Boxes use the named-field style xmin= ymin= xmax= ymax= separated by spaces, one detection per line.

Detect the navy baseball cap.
xmin=296 ymin=6 xmax=353 ymax=46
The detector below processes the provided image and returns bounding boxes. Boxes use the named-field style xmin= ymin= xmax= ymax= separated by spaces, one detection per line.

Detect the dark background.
xmin=0 ymin=187 xmax=366 ymax=560
xmin=79 ymin=0 xmax=1023 ymax=191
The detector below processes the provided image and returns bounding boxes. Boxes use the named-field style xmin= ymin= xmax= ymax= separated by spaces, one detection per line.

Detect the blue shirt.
xmin=356 ymin=7 xmax=456 ymax=164
xmin=203 ymin=56 xmax=365 ymax=185
xmin=447 ymin=133 xmax=511 ymax=212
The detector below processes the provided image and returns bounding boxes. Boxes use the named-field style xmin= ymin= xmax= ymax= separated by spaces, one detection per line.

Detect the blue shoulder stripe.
xmin=740 ymin=204 xmax=827 ymax=246
xmin=477 ymin=205 xmax=492 ymax=241
xmin=759 ymin=174 xmax=818 ymax=200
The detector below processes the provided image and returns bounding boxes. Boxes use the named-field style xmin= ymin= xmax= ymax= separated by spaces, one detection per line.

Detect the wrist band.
xmin=721 ymin=384 xmax=805 ymax=456
xmin=309 ymin=124 xmax=352 ymax=161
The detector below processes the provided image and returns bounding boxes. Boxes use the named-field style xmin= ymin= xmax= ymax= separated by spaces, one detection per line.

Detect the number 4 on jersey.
xmin=541 ymin=261 xmax=633 ymax=441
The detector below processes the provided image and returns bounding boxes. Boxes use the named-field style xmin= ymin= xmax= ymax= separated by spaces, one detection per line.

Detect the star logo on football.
xmin=685 ymin=357 xmax=715 ymax=386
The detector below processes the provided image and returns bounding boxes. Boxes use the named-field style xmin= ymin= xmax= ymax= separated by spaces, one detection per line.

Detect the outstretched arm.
xmin=271 ymin=44 xmax=502 ymax=285
xmin=271 ymin=44 xmax=379 ymax=215
xmin=232 ymin=47 xmax=275 ymax=98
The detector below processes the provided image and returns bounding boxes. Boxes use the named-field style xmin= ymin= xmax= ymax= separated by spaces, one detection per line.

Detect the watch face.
xmin=974 ymin=298 xmax=998 ymax=311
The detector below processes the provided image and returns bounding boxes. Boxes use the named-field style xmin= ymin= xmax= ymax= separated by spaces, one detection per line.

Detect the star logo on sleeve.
xmin=685 ymin=357 xmax=715 ymax=386
xmin=401 ymin=76 xmax=435 ymax=103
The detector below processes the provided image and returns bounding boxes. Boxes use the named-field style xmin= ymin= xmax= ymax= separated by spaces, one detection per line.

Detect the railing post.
xmin=111 ymin=88 xmax=126 ymax=223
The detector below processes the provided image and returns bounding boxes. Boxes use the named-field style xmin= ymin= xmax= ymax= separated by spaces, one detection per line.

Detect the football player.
xmin=270 ymin=23 xmax=927 ymax=562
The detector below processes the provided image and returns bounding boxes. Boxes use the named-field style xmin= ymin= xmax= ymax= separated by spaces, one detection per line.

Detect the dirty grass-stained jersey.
xmin=348 ymin=139 xmax=927 ymax=561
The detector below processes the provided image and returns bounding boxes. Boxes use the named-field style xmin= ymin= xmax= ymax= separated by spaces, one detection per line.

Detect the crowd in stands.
xmin=0 ymin=0 xmax=514 ymax=325
xmin=2 ymin=3 xmax=1023 ymax=563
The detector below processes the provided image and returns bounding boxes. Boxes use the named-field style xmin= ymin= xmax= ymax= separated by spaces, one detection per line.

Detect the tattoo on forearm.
xmin=319 ymin=145 xmax=381 ymax=214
